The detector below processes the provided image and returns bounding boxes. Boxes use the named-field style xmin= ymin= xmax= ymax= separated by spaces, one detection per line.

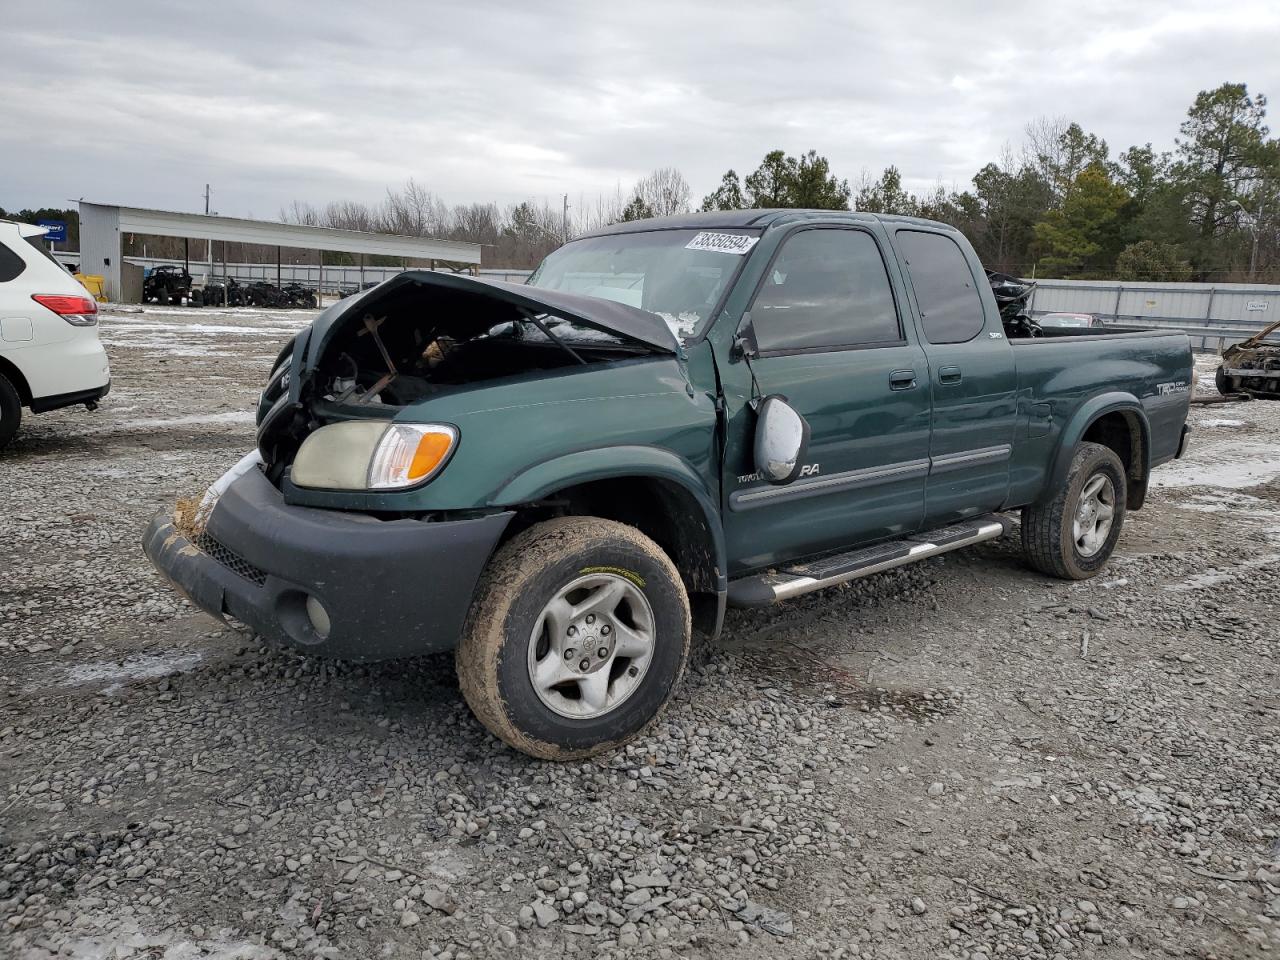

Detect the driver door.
xmin=719 ymin=225 xmax=932 ymax=574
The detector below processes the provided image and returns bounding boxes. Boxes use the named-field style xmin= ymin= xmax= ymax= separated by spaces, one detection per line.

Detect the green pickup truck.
xmin=145 ymin=210 xmax=1192 ymax=759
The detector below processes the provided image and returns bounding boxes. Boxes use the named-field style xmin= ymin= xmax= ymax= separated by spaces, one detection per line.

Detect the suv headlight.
xmin=291 ymin=422 xmax=458 ymax=491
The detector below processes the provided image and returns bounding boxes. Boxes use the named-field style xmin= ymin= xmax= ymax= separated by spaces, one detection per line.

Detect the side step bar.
xmin=727 ymin=514 xmax=1012 ymax=607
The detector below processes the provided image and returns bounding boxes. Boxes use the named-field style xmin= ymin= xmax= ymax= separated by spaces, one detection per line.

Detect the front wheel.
xmin=1215 ymin=365 xmax=1233 ymax=395
xmin=457 ymin=517 xmax=691 ymax=760
xmin=1021 ymin=441 xmax=1127 ymax=580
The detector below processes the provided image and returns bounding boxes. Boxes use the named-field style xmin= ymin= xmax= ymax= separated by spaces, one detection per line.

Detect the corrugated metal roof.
xmin=80 ymin=201 xmax=480 ymax=263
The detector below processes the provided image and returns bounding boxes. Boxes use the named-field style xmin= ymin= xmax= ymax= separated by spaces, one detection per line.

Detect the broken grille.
xmin=192 ymin=531 xmax=268 ymax=587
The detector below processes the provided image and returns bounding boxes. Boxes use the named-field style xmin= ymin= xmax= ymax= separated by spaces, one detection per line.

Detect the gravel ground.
xmin=2 ymin=305 xmax=1278 ymax=959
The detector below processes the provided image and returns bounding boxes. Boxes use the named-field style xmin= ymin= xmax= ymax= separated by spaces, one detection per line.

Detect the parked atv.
xmin=282 ymin=282 xmax=318 ymax=309
xmin=203 ymin=277 xmax=248 ymax=307
xmin=143 ymin=265 xmax=193 ymax=306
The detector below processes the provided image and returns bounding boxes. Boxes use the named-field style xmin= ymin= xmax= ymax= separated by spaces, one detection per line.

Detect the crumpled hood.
xmin=305 ymin=270 xmax=680 ymax=362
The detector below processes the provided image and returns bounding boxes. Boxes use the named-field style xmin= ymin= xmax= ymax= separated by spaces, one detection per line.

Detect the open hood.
xmin=311 ymin=270 xmax=680 ymax=357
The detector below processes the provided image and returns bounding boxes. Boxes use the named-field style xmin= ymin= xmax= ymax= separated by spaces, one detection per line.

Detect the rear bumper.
xmin=30 ymin=379 xmax=111 ymax=413
xmin=143 ymin=466 xmax=513 ymax=660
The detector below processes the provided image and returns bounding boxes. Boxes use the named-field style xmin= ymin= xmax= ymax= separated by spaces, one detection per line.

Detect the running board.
xmin=727 ymin=515 xmax=1012 ymax=607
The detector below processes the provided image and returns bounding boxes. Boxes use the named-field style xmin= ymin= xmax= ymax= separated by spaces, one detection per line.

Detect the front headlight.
xmin=291 ymin=421 xmax=458 ymax=491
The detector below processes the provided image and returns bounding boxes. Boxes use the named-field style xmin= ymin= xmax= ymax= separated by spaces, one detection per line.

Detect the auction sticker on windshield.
xmin=685 ymin=232 xmax=759 ymax=255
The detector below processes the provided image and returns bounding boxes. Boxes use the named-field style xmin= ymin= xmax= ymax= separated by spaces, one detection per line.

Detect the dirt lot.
xmin=2 ymin=305 xmax=1278 ymax=959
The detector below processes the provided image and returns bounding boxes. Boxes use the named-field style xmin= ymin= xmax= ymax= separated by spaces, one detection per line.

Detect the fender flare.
xmin=1042 ymin=392 xmax=1151 ymax=502
xmin=492 ymin=444 xmax=727 ymax=592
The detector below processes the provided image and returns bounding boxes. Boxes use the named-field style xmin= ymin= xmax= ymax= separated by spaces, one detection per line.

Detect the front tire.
xmin=0 ymin=373 xmax=21 ymax=450
xmin=457 ymin=517 xmax=691 ymax=760
xmin=1215 ymin=365 xmax=1233 ymax=395
xmin=1021 ymin=441 xmax=1127 ymax=580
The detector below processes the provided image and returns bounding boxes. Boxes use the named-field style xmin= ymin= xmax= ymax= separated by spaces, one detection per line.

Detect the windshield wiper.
xmin=519 ymin=309 xmax=588 ymax=365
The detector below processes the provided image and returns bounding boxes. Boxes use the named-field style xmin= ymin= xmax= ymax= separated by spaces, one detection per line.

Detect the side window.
xmin=750 ymin=229 xmax=901 ymax=353
xmin=0 ymin=240 xmax=26 ymax=283
xmin=895 ymin=230 xmax=985 ymax=344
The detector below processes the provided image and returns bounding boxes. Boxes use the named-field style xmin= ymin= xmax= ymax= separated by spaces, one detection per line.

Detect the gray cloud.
xmin=4 ymin=0 xmax=1278 ymax=217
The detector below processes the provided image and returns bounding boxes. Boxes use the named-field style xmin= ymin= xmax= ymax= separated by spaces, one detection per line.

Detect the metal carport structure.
xmin=78 ymin=201 xmax=482 ymax=302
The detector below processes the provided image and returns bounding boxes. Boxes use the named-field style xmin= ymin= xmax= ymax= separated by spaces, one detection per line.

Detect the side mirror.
xmin=754 ymin=395 xmax=810 ymax=485
xmin=731 ymin=313 xmax=758 ymax=361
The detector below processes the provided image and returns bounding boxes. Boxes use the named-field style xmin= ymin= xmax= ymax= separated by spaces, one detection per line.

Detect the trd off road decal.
xmin=685 ymin=232 xmax=759 ymax=255
xmin=1155 ymin=381 xmax=1190 ymax=395
xmin=579 ymin=566 xmax=646 ymax=588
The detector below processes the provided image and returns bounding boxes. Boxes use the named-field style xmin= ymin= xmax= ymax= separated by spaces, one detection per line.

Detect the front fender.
xmin=1042 ymin=392 xmax=1151 ymax=502
xmin=492 ymin=444 xmax=726 ymax=590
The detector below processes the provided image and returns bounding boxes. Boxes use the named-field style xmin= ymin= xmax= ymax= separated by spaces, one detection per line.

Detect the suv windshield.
xmin=526 ymin=228 xmax=760 ymax=342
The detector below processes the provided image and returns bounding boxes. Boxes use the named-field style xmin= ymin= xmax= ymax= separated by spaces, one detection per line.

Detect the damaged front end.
xmin=1219 ymin=318 xmax=1280 ymax=399
xmin=255 ymin=271 xmax=681 ymax=486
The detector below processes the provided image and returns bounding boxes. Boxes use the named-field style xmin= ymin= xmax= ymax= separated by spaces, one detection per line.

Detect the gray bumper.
xmin=143 ymin=467 xmax=512 ymax=660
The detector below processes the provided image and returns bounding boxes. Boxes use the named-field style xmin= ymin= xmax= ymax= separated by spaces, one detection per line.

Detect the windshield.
xmin=526 ymin=228 xmax=760 ymax=342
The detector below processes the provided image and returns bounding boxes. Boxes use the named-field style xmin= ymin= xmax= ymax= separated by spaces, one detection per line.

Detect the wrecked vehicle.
xmin=1216 ymin=317 xmax=1280 ymax=398
xmin=144 ymin=209 xmax=1193 ymax=760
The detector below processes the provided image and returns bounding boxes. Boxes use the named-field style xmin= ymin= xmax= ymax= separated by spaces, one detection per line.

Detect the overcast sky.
xmin=5 ymin=1 xmax=1279 ymax=219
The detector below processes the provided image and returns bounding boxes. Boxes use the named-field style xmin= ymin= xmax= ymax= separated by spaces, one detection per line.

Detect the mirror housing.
xmin=754 ymin=395 xmax=810 ymax=485
xmin=731 ymin=313 xmax=758 ymax=361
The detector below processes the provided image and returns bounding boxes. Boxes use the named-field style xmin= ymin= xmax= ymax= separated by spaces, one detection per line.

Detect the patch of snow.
xmin=1151 ymin=439 xmax=1280 ymax=489
xmin=60 ymin=651 xmax=204 ymax=694
xmin=1199 ymin=418 xmax=1245 ymax=427
xmin=123 ymin=411 xmax=256 ymax=429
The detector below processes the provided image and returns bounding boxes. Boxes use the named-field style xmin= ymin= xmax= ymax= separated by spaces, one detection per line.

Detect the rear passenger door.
xmin=893 ymin=229 xmax=1017 ymax=527
xmin=722 ymin=225 xmax=932 ymax=573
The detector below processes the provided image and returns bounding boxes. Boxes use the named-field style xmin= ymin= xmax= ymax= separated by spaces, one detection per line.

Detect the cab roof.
xmin=577 ymin=208 xmax=961 ymax=239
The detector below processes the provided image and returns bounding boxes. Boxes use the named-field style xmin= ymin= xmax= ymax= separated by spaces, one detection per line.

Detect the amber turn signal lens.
xmin=409 ymin=431 xmax=454 ymax=480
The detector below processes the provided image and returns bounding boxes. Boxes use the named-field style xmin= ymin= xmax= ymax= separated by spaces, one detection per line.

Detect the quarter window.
xmin=0 ymin=240 xmax=26 ymax=283
xmin=749 ymin=229 xmax=901 ymax=353
xmin=895 ymin=230 xmax=986 ymax=344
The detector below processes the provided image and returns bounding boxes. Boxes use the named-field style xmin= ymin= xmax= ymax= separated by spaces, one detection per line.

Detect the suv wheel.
xmin=1021 ymin=441 xmax=1127 ymax=580
xmin=0 ymin=373 xmax=21 ymax=450
xmin=457 ymin=517 xmax=691 ymax=760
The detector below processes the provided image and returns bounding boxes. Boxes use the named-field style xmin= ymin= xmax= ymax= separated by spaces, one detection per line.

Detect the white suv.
xmin=0 ymin=220 xmax=110 ymax=449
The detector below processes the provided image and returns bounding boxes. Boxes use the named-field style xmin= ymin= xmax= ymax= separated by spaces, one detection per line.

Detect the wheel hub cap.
xmin=1073 ymin=473 xmax=1116 ymax=558
xmin=526 ymin=573 xmax=656 ymax=720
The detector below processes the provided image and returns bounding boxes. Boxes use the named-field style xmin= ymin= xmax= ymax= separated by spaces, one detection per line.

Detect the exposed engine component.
xmin=1217 ymin=318 xmax=1280 ymax=399
xmin=987 ymin=271 xmax=1042 ymax=338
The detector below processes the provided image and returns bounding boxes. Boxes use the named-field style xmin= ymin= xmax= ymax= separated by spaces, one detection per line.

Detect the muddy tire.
xmin=0 ymin=373 xmax=21 ymax=450
xmin=457 ymin=517 xmax=691 ymax=760
xmin=1215 ymin=365 xmax=1233 ymax=396
xmin=1021 ymin=441 xmax=1127 ymax=580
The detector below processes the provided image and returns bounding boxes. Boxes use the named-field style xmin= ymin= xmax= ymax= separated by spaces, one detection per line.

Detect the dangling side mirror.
xmin=731 ymin=313 xmax=758 ymax=361
xmin=754 ymin=395 xmax=810 ymax=485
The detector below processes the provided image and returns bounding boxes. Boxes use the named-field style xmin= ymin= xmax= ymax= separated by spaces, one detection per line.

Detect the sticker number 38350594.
xmin=684 ymin=232 xmax=759 ymax=255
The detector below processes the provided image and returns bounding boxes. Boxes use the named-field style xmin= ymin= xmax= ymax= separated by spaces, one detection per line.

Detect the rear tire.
xmin=1215 ymin=365 xmax=1233 ymax=395
xmin=0 ymin=373 xmax=22 ymax=450
xmin=457 ymin=517 xmax=691 ymax=760
xmin=1021 ymin=441 xmax=1127 ymax=580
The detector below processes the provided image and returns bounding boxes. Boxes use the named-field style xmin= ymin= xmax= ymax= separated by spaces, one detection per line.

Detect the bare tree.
xmin=633 ymin=167 xmax=692 ymax=217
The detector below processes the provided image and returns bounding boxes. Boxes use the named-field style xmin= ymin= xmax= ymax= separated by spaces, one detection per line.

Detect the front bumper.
xmin=143 ymin=466 xmax=513 ymax=660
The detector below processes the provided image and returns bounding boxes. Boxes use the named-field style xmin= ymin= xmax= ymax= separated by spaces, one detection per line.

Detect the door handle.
xmin=889 ymin=369 xmax=917 ymax=391
xmin=939 ymin=366 xmax=963 ymax=385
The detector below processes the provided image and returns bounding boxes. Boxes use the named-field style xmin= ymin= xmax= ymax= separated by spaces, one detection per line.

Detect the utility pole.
xmin=562 ymin=194 xmax=570 ymax=241
xmin=204 ymin=184 xmax=211 ymax=215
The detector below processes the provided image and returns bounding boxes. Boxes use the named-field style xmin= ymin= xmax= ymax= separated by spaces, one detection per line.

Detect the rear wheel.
xmin=457 ymin=517 xmax=691 ymax=760
xmin=0 ymin=373 xmax=22 ymax=450
xmin=1021 ymin=441 xmax=1127 ymax=580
